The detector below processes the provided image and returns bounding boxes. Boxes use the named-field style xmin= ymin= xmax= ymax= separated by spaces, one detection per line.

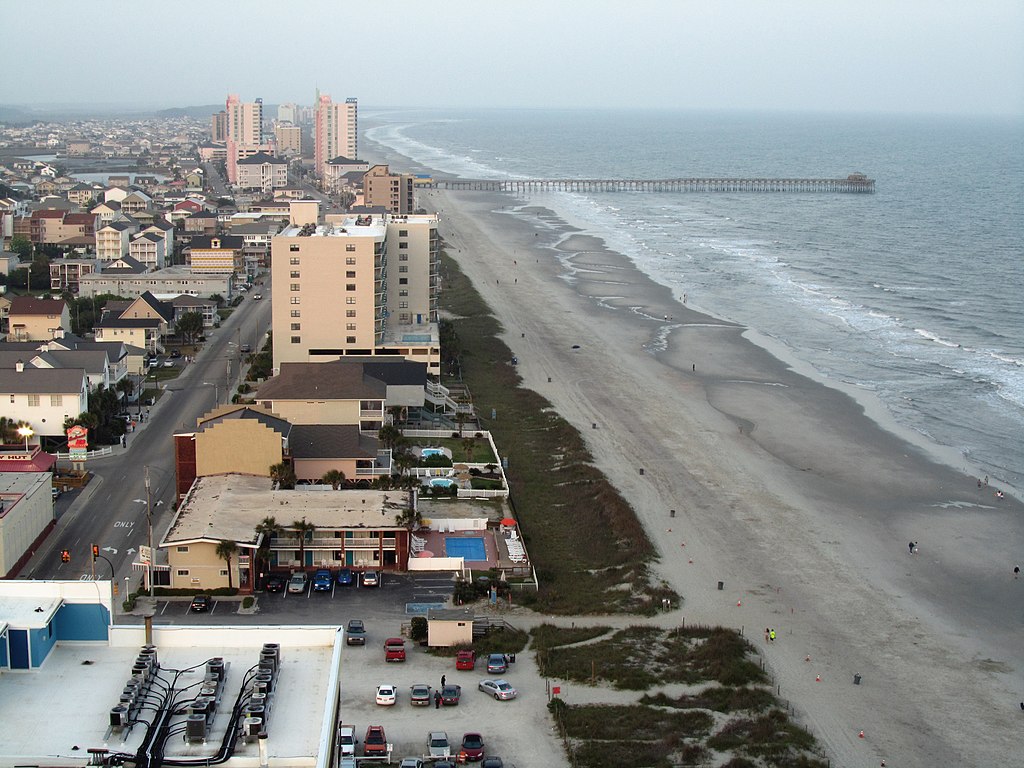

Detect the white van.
xmin=337 ymin=724 xmax=356 ymax=756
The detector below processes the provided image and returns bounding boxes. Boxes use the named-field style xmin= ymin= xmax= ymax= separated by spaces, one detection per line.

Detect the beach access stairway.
xmin=428 ymin=174 xmax=875 ymax=194
xmin=425 ymin=380 xmax=475 ymax=416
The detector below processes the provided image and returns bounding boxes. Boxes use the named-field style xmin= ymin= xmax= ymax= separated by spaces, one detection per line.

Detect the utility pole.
xmin=145 ymin=466 xmax=154 ymax=595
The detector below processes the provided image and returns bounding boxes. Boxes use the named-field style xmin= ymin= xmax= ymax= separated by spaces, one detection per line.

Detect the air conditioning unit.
xmin=186 ymin=714 xmax=207 ymax=743
xmin=109 ymin=706 xmax=128 ymax=731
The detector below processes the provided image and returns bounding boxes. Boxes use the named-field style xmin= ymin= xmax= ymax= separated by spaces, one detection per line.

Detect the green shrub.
xmin=242 ymin=596 xmax=254 ymax=609
xmin=410 ymin=616 xmax=428 ymax=642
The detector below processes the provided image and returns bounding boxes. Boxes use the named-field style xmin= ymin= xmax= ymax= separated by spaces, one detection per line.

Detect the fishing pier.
xmin=427 ymin=173 xmax=874 ymax=194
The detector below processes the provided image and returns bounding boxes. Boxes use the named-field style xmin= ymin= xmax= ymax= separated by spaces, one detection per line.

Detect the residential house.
xmin=66 ymin=182 xmax=98 ymax=207
xmin=0 ymin=250 xmax=23 ymax=276
xmin=102 ymin=186 xmax=130 ymax=204
xmin=169 ymin=294 xmax=218 ymax=328
xmin=128 ymin=232 xmax=166 ymax=271
xmin=95 ymin=219 xmax=137 ymax=261
xmin=0 ymin=362 xmax=89 ymax=436
xmin=90 ymin=199 xmax=122 ymax=225
xmin=93 ymin=291 xmax=172 ymax=354
xmin=7 ymin=298 xmax=71 ymax=342
xmin=78 ymin=265 xmax=233 ymax=302
xmin=235 ymin=152 xmax=288 ymax=193
xmin=182 ymin=210 xmax=219 ymax=237
xmin=187 ymin=234 xmax=243 ymax=275
xmin=49 ymin=257 xmax=101 ymax=294
xmin=120 ymin=189 xmax=153 ymax=215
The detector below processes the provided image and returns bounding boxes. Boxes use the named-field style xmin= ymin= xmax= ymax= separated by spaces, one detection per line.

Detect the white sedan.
xmin=478 ymin=678 xmax=518 ymax=700
xmin=375 ymin=683 xmax=398 ymax=706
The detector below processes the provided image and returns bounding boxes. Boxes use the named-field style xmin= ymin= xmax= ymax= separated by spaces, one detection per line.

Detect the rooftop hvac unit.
xmin=262 ymin=643 xmax=281 ymax=663
xmin=254 ymin=672 xmax=273 ymax=692
xmin=242 ymin=715 xmax=263 ymax=737
xmin=199 ymin=684 xmax=218 ymax=699
xmin=243 ymin=704 xmax=265 ymax=719
xmin=203 ymin=673 xmax=220 ymax=687
xmin=197 ymin=695 xmax=216 ymax=715
xmin=119 ymin=693 xmax=134 ymax=708
xmin=257 ymin=660 xmax=274 ymax=677
xmin=206 ymin=658 xmax=225 ymax=680
xmin=186 ymin=714 xmax=207 ymax=743
xmin=188 ymin=700 xmax=209 ymax=719
xmin=253 ymin=680 xmax=268 ymax=696
xmin=109 ymin=706 xmax=128 ymax=730
xmin=249 ymin=692 xmax=267 ymax=709
xmin=258 ymin=650 xmax=277 ymax=672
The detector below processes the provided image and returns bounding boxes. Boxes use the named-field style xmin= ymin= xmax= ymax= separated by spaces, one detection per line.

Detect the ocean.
xmin=365 ymin=109 xmax=1024 ymax=493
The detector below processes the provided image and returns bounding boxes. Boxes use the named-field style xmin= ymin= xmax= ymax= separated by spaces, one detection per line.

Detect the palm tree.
xmin=462 ymin=436 xmax=476 ymax=462
xmin=215 ymin=540 xmax=238 ymax=590
xmin=0 ymin=418 xmax=31 ymax=445
xmin=269 ymin=461 xmax=296 ymax=489
xmin=377 ymin=424 xmax=404 ymax=451
xmin=321 ymin=469 xmax=346 ymax=490
xmin=392 ymin=450 xmax=417 ymax=482
xmin=292 ymin=517 xmax=316 ymax=568
xmin=254 ymin=516 xmax=283 ymax=579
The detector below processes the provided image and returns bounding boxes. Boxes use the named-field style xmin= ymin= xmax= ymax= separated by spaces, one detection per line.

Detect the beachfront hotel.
xmin=225 ymin=94 xmax=274 ymax=184
xmin=269 ymin=207 xmax=440 ymax=375
xmin=314 ymin=93 xmax=358 ymax=179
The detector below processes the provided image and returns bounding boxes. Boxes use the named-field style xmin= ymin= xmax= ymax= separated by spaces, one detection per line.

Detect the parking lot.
xmin=146 ymin=574 xmax=561 ymax=766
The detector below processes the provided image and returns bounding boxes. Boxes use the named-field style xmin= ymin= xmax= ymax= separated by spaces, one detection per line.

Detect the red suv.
xmin=384 ymin=637 xmax=406 ymax=662
xmin=455 ymin=649 xmax=476 ymax=670
xmin=364 ymin=726 xmax=387 ymax=756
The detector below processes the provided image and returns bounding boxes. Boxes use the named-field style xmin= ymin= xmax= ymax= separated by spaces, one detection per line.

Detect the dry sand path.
xmin=426 ymin=187 xmax=1024 ymax=768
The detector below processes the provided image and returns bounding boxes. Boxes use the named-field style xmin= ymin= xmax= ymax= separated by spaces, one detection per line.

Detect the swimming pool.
xmin=445 ymin=537 xmax=487 ymax=561
xmin=429 ymin=478 xmax=455 ymax=488
xmin=421 ymin=448 xmax=446 ymax=458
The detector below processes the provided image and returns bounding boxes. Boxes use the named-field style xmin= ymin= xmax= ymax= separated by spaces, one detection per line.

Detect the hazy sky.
xmin=3 ymin=0 xmax=1022 ymax=116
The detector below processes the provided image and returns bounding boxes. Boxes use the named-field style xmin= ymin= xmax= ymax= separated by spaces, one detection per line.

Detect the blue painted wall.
xmin=29 ymin=622 xmax=57 ymax=667
xmin=9 ymin=629 xmax=29 ymax=669
xmin=54 ymin=603 xmax=110 ymax=641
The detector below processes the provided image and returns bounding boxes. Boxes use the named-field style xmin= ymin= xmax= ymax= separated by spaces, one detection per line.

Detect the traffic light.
xmin=60 ymin=549 xmax=70 ymax=563
xmin=92 ymin=544 xmax=100 ymax=561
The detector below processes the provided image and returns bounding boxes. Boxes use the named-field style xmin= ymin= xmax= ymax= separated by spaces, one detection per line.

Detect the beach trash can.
xmin=853 ymin=673 xmax=862 ymax=685
xmin=717 ymin=581 xmax=724 ymax=591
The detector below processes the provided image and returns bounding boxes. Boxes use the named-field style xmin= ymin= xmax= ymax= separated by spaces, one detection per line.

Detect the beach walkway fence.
xmin=428 ymin=173 xmax=875 ymax=194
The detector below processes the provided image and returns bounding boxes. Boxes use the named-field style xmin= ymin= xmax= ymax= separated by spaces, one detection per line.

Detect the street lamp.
xmin=16 ymin=426 xmax=33 ymax=452
xmin=133 ymin=466 xmax=164 ymax=594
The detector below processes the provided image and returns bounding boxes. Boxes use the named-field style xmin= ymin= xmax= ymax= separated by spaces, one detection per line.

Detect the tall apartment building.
xmin=274 ymin=123 xmax=301 ymax=155
xmin=270 ymin=209 xmax=439 ymax=375
xmin=363 ymin=164 xmax=415 ymax=215
xmin=211 ymin=110 xmax=227 ymax=142
xmin=314 ymin=95 xmax=358 ymax=179
xmin=225 ymin=94 xmax=272 ymax=184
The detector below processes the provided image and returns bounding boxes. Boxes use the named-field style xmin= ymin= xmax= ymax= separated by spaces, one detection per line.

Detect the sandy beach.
xmin=414 ymin=185 xmax=1023 ymax=766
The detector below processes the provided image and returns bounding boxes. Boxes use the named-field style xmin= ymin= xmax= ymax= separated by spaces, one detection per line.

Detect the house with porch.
xmin=0 ymin=363 xmax=89 ymax=436
xmin=93 ymin=291 xmax=172 ymax=354
xmin=7 ymin=297 xmax=71 ymax=342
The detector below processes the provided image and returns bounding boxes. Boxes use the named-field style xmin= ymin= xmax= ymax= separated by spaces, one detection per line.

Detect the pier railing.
xmin=429 ymin=175 xmax=875 ymax=194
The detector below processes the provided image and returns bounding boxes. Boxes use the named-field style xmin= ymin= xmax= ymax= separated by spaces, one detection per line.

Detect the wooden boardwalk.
xmin=428 ymin=173 xmax=875 ymax=194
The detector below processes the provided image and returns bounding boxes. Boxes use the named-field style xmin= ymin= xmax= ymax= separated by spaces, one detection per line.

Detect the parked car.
xmin=252 ymin=294 xmax=262 ymax=300
xmin=409 ymin=683 xmax=432 ymax=706
xmin=169 ymin=349 xmax=181 ymax=358
xmin=434 ymin=762 xmax=457 ymax=768
xmin=162 ymin=359 xmax=175 ymax=368
xmin=346 ymin=619 xmax=366 ymax=645
xmin=427 ymin=731 xmax=451 ymax=758
xmin=375 ymin=683 xmax=398 ymax=706
xmin=51 ymin=487 xmax=61 ymax=501
xmin=478 ymin=679 xmax=517 ymax=701
xmin=336 ymin=567 xmax=354 ymax=586
xmin=384 ymin=637 xmax=406 ymax=662
xmin=361 ymin=570 xmax=379 ymax=587
xmin=481 ymin=758 xmax=504 ymax=768
xmin=363 ymin=726 xmax=387 ymax=756
xmin=240 ymin=344 xmax=252 ymax=353
xmin=189 ymin=595 xmax=210 ymax=613
xmin=460 ymin=733 xmax=485 ymax=762
xmin=264 ymin=575 xmax=285 ymax=593
xmin=486 ymin=654 xmax=508 ymax=674
xmin=399 ymin=759 xmax=424 ymax=768
xmin=287 ymin=572 xmax=308 ymax=594
xmin=456 ymin=649 xmax=476 ymax=670
xmin=312 ymin=569 xmax=333 ymax=592
xmin=336 ymin=724 xmax=357 ymax=756
xmin=440 ymin=684 xmax=462 ymax=706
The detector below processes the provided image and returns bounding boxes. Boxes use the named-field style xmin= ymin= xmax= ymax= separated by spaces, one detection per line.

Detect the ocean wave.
xmin=914 ymin=328 xmax=962 ymax=348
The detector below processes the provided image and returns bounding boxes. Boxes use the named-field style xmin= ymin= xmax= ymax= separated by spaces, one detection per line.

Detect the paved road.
xmin=21 ymin=283 xmax=272 ymax=589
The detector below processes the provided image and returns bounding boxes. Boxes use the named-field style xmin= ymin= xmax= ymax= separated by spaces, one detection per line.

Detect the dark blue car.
xmin=336 ymin=567 xmax=354 ymax=586
xmin=312 ymin=569 xmax=333 ymax=592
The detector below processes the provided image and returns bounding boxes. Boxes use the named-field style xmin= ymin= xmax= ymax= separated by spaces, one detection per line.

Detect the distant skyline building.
xmin=274 ymin=122 xmax=301 ymax=155
xmin=211 ymin=110 xmax=227 ymax=143
xmin=225 ymin=94 xmax=272 ymax=184
xmin=314 ymin=94 xmax=358 ymax=179
xmin=363 ymin=164 xmax=415 ymax=215
xmin=277 ymin=102 xmax=297 ymax=124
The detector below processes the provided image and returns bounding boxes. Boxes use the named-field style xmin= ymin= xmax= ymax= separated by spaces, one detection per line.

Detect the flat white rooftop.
xmin=0 ymin=625 xmax=339 ymax=767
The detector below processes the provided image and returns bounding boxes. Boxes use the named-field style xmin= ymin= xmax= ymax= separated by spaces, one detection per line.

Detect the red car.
xmin=459 ymin=732 xmax=485 ymax=762
xmin=363 ymin=726 xmax=387 ymax=756
xmin=455 ymin=649 xmax=476 ymax=670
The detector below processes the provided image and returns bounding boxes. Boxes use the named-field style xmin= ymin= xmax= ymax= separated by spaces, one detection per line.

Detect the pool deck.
xmin=416 ymin=527 xmax=528 ymax=571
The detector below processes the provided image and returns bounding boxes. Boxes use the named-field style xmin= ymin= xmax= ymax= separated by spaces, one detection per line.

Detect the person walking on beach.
xmin=434 ymin=690 xmax=441 ymax=709
xmin=764 ymin=627 xmax=770 ymax=642
xmin=769 ymin=629 xmax=776 ymax=643
xmin=909 ymin=541 xmax=917 ymax=555
xmin=1014 ymin=566 xmax=1020 ymax=579
xmin=440 ymin=674 xmax=446 ymax=688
